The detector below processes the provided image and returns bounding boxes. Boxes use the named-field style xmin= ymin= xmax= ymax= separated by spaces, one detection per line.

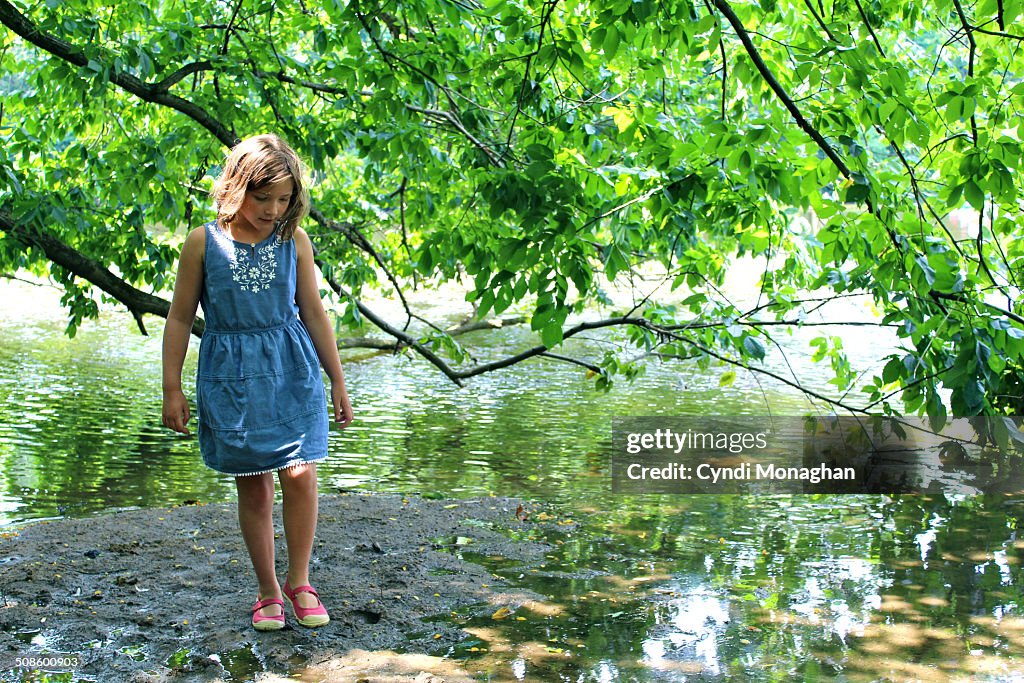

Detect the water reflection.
xmin=445 ymin=495 xmax=1024 ymax=681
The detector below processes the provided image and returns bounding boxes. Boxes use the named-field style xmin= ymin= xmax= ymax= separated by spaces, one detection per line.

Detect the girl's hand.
xmin=332 ymin=380 xmax=354 ymax=429
xmin=162 ymin=389 xmax=192 ymax=436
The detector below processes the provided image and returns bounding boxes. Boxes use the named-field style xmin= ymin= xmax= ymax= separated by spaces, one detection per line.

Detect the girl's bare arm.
xmin=294 ymin=228 xmax=353 ymax=428
xmin=161 ymin=227 xmax=205 ymax=435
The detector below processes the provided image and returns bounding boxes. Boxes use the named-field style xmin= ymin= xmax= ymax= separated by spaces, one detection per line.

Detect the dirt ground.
xmin=0 ymin=493 xmax=558 ymax=682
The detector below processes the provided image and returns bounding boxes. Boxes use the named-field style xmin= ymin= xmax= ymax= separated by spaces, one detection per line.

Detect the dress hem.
xmin=212 ymin=456 xmax=328 ymax=478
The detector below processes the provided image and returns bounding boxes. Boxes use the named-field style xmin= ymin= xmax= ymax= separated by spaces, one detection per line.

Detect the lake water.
xmin=2 ymin=278 xmax=1023 ymax=682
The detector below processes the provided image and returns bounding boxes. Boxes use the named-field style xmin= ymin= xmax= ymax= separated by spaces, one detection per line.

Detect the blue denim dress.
xmin=196 ymin=221 xmax=328 ymax=476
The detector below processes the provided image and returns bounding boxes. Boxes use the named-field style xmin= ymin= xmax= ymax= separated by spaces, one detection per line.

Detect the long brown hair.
xmin=212 ymin=134 xmax=310 ymax=240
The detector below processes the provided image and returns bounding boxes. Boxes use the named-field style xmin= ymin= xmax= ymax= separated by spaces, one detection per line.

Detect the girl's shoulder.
xmin=193 ymin=222 xmax=213 ymax=240
xmin=178 ymin=224 xmax=209 ymax=265
xmin=292 ymin=226 xmax=313 ymax=259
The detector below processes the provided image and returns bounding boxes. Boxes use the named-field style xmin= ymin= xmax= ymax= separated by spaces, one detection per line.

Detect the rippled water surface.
xmin=2 ymin=279 xmax=1023 ymax=682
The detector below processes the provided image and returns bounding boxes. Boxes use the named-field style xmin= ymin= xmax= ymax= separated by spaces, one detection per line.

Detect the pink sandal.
xmin=251 ymin=597 xmax=286 ymax=631
xmin=283 ymin=579 xmax=329 ymax=627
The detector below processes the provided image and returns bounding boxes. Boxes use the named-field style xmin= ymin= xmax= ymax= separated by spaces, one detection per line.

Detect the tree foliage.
xmin=2 ymin=0 xmax=1024 ymax=421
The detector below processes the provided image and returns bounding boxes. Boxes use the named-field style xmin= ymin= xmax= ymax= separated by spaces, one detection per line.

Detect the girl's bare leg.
xmin=235 ymin=473 xmax=283 ymax=616
xmin=278 ymin=463 xmax=320 ymax=608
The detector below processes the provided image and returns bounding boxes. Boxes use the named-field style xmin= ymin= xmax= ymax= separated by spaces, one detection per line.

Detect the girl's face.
xmin=235 ymin=179 xmax=294 ymax=234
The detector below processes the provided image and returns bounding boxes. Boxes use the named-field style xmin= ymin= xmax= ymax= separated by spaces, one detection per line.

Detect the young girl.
xmin=161 ymin=134 xmax=353 ymax=631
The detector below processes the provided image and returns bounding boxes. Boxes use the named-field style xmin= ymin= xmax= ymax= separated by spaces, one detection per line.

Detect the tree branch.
xmin=0 ymin=210 xmax=205 ymax=337
xmin=155 ymin=60 xmax=214 ymax=91
xmin=538 ymin=351 xmax=600 ymax=373
xmin=949 ymin=1 xmax=1006 ymax=298
xmin=930 ymin=289 xmax=1024 ymax=327
xmin=952 ymin=0 xmax=979 ymax=145
xmin=338 ymin=315 xmax=527 ymax=350
xmin=712 ymin=0 xmax=852 ymax=180
xmin=0 ymin=0 xmax=237 ymax=147
xmin=253 ymin=69 xmax=375 ymax=98
xmin=879 ymin=127 xmax=969 ymax=261
xmin=504 ymin=0 xmax=558 ymax=158
xmin=451 ymin=316 xmax=642 ymax=379
xmin=864 ymin=363 xmax=954 ymax=411
xmin=404 ymin=104 xmax=503 ymax=167
xmin=852 ymin=0 xmax=885 ymax=56
xmin=307 ymin=207 xmax=418 ymax=329
xmin=310 ymin=246 xmax=468 ymax=386
xmin=220 ymin=0 xmax=245 ymax=56
xmin=801 ymin=0 xmax=836 ymax=41
xmin=652 ymin=323 xmax=871 ymax=414
xmin=967 ymin=23 xmax=1024 ymax=41
xmin=712 ymin=0 xmax=907 ymax=256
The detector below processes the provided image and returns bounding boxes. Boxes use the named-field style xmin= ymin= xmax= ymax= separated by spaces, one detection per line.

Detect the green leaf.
xmin=964 ymin=379 xmax=986 ymax=413
xmin=603 ymin=25 xmax=621 ymax=59
xmin=743 ymin=336 xmax=765 ymax=361
xmin=541 ymin=321 xmax=563 ymax=348
xmin=963 ymin=180 xmax=985 ymax=212
xmin=882 ymin=357 xmax=903 ymax=384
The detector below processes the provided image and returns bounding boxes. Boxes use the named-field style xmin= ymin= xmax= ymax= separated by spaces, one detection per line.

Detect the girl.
xmin=161 ymin=134 xmax=353 ymax=631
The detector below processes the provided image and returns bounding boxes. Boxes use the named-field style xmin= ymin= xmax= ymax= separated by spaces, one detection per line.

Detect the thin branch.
xmin=452 ymin=316 xmax=643 ymax=379
xmin=308 ymin=207 xmax=417 ymax=326
xmin=712 ymin=0 xmax=904 ymax=256
xmin=930 ymin=289 xmax=1024 ymax=326
xmin=579 ymin=179 xmax=679 ymax=233
xmin=716 ymin=12 xmax=728 ymax=120
xmin=967 ymin=23 xmax=1024 ymax=41
xmin=311 ymin=247 xmax=467 ymax=386
xmin=917 ymin=132 xmax=972 ymax=167
xmin=801 ymin=0 xmax=836 ymax=41
xmin=742 ymin=293 xmax=869 ymax=317
xmin=220 ymin=0 xmax=245 ymax=56
xmin=155 ymin=61 xmax=214 ymax=91
xmin=852 ymin=0 xmax=885 ymax=56
xmin=880 ymin=127 xmax=968 ymax=260
xmin=951 ymin=0 xmax=979 ymax=145
xmin=253 ymin=69 xmax=376 ymax=99
xmin=405 ymin=104 xmax=503 ymax=166
xmin=0 ymin=273 xmax=59 ymax=288
xmin=447 ymin=314 xmax=527 ymax=334
xmin=652 ymin=323 xmax=871 ymax=414
xmin=337 ymin=315 xmax=527 ymax=350
xmin=950 ymin=0 xmax=1005 ymax=298
xmin=864 ymin=364 xmax=954 ymax=411
xmin=687 ymin=319 xmax=900 ymax=329
xmin=503 ymin=0 xmax=558 ymax=157
xmin=538 ymin=351 xmax=600 ymax=373
xmin=352 ymin=3 xmax=459 ymax=114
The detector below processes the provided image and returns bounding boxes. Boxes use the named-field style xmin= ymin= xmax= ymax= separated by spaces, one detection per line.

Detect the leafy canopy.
xmin=2 ymin=0 xmax=1024 ymax=425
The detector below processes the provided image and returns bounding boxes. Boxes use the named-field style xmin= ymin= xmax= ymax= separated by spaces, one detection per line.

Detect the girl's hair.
xmin=212 ymin=134 xmax=310 ymax=240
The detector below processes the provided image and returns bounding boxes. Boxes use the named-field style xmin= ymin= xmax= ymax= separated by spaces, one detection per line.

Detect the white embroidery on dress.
xmin=230 ymin=238 xmax=279 ymax=292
